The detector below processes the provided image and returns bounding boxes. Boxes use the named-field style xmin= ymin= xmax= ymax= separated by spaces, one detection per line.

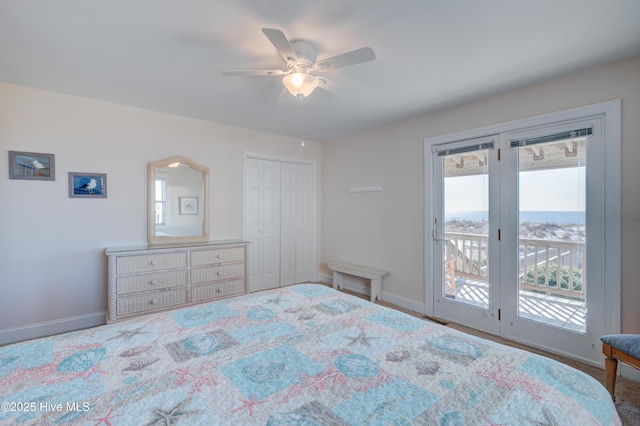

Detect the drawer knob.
xmin=150 ymin=280 xmax=157 ymax=286
xmin=216 ymin=271 xmax=222 ymax=276
xmin=216 ymin=288 xmax=221 ymax=293
xmin=149 ymin=299 xmax=158 ymax=305
xmin=150 ymin=260 xmax=158 ymax=266
xmin=217 ymin=254 xmax=223 ymax=259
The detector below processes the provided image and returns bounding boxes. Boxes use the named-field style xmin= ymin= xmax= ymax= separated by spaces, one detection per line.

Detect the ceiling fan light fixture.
xmin=282 ymin=72 xmax=319 ymax=98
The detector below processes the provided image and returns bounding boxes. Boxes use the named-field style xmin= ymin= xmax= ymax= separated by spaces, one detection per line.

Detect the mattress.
xmin=0 ymin=284 xmax=620 ymax=425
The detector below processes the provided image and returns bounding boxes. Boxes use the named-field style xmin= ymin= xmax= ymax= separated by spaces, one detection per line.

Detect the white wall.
xmin=0 ymin=82 xmax=322 ymax=344
xmin=322 ymin=56 xmax=640 ymax=333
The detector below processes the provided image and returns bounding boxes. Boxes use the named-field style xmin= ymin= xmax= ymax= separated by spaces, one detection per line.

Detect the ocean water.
xmin=446 ymin=210 xmax=585 ymax=225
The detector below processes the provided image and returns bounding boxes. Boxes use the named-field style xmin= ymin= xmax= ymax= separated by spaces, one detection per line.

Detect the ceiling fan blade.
xmin=316 ymin=77 xmax=339 ymax=94
xmin=262 ymin=28 xmax=298 ymax=64
xmin=316 ymin=77 xmax=354 ymax=97
xmin=221 ymin=69 xmax=288 ymax=77
xmin=274 ymin=85 xmax=289 ymax=103
xmin=315 ymin=47 xmax=376 ymax=71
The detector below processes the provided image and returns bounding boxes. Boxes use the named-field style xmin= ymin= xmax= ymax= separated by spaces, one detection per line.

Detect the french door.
xmin=430 ymin=114 xmax=611 ymax=365
xmin=432 ymin=136 xmax=500 ymax=335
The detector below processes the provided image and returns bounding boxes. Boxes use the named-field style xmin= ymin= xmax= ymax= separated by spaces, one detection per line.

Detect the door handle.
xmin=432 ymin=221 xmax=449 ymax=243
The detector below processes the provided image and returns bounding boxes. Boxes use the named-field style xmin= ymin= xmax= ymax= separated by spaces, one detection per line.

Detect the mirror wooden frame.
xmin=147 ymin=156 xmax=209 ymax=245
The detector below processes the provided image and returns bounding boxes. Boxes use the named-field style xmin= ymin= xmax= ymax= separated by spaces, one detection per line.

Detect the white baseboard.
xmin=0 ymin=312 xmax=106 ymax=346
xmin=621 ymin=364 xmax=640 ymax=383
xmin=381 ymin=291 xmax=426 ymax=315
xmin=318 ymin=273 xmax=425 ymax=315
xmin=318 ymin=273 xmax=332 ymax=284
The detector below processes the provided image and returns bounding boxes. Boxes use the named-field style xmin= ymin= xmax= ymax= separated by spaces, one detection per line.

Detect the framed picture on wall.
xmin=9 ymin=151 xmax=55 ymax=180
xmin=179 ymin=196 xmax=198 ymax=214
xmin=68 ymin=172 xmax=107 ymax=198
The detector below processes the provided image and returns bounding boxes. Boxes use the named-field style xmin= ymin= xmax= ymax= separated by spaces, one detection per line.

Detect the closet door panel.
xmin=261 ymin=160 xmax=281 ymax=290
xmin=294 ymin=164 xmax=312 ymax=283
xmin=280 ymin=163 xmax=297 ymax=286
xmin=245 ymin=158 xmax=264 ymax=291
xmin=245 ymin=159 xmax=281 ymax=292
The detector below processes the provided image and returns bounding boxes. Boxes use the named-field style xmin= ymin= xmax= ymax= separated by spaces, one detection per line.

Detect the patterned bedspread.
xmin=0 ymin=284 xmax=620 ymax=425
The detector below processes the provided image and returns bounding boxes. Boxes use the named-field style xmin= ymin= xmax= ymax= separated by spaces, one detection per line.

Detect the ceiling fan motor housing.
xmin=289 ymin=39 xmax=317 ymax=70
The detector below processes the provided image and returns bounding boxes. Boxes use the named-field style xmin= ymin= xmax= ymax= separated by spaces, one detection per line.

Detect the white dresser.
xmin=105 ymin=240 xmax=248 ymax=322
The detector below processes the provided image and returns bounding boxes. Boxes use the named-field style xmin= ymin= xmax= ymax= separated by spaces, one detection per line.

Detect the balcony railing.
xmin=444 ymin=232 xmax=585 ymax=300
xmin=444 ymin=232 xmax=488 ymax=282
xmin=519 ymin=237 xmax=584 ymax=299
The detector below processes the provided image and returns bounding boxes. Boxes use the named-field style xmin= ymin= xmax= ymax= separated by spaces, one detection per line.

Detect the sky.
xmin=444 ymin=166 xmax=586 ymax=212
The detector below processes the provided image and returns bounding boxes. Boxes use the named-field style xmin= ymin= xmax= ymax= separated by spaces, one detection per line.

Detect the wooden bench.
xmin=327 ymin=261 xmax=390 ymax=302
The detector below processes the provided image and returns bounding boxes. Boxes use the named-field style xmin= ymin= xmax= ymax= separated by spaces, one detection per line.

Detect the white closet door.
xmin=293 ymin=163 xmax=312 ymax=283
xmin=280 ymin=163 xmax=297 ymax=286
xmin=245 ymin=158 xmax=281 ymax=292
xmin=280 ymin=163 xmax=312 ymax=285
xmin=262 ymin=160 xmax=281 ymax=289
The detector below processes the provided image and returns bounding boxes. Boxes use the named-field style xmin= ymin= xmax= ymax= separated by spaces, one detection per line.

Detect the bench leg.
xmin=370 ymin=277 xmax=382 ymax=302
xmin=333 ymin=271 xmax=344 ymax=290
xmin=604 ymin=357 xmax=618 ymax=399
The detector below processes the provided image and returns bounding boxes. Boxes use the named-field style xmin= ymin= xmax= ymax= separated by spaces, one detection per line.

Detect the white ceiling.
xmin=1 ymin=1 xmax=639 ymax=142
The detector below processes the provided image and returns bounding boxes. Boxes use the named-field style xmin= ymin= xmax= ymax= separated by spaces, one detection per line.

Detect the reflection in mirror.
xmin=147 ymin=156 xmax=209 ymax=245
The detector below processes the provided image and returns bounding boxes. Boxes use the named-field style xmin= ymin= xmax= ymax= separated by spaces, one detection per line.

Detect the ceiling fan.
xmin=221 ymin=28 xmax=376 ymax=98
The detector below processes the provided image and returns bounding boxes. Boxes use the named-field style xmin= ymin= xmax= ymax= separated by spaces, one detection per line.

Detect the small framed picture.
xmin=9 ymin=151 xmax=55 ymax=180
xmin=179 ymin=196 xmax=198 ymax=214
xmin=68 ymin=172 xmax=107 ymax=198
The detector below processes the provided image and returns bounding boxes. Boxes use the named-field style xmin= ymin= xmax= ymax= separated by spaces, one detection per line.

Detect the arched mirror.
xmin=147 ymin=156 xmax=209 ymax=245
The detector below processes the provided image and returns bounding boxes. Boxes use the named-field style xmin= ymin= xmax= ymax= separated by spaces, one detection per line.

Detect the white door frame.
xmin=424 ymin=100 xmax=621 ymax=363
xmin=243 ymin=151 xmax=318 ymax=286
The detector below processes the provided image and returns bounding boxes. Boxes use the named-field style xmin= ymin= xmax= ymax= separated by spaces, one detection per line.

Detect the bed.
xmin=0 ymin=284 xmax=620 ymax=425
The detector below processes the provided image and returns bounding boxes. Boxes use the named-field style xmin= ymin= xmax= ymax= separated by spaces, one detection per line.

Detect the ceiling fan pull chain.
xmin=299 ymin=98 xmax=306 ymax=152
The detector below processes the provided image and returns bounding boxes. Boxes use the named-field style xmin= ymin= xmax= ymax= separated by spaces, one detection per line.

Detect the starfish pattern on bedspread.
xmin=144 ymin=398 xmax=203 ymax=425
xmin=231 ymin=393 xmax=268 ymax=416
xmin=92 ymin=408 xmax=121 ymax=426
xmin=173 ymin=366 xmax=218 ymax=395
xmin=475 ymin=363 xmax=546 ymax=402
xmin=345 ymin=330 xmax=378 ymax=347
xmin=107 ymin=327 xmax=148 ymax=341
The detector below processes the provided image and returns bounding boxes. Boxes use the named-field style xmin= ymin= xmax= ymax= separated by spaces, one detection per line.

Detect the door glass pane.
xmin=442 ymin=148 xmax=490 ymax=308
xmin=517 ymin=136 xmax=587 ymax=333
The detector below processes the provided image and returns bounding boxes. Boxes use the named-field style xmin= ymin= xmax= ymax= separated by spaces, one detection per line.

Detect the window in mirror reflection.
xmin=155 ymin=174 xmax=167 ymax=225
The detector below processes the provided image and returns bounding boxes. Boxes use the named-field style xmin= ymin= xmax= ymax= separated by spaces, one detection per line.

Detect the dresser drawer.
xmin=116 ymin=289 xmax=187 ymax=316
xmin=116 ymin=252 xmax=188 ymax=274
xmin=191 ymin=279 xmax=245 ymax=302
xmin=191 ymin=262 xmax=245 ymax=284
xmin=191 ymin=247 xmax=245 ymax=266
xmin=116 ymin=270 xmax=187 ymax=295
